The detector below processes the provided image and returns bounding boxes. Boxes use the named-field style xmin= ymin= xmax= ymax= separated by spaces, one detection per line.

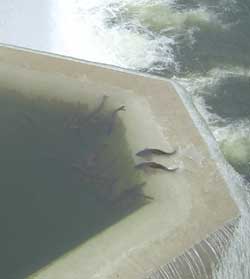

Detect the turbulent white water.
xmin=53 ymin=0 xmax=250 ymax=278
xmin=52 ymin=0 xmax=173 ymax=70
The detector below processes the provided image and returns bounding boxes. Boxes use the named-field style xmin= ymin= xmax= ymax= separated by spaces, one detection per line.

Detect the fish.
xmin=111 ymin=181 xmax=153 ymax=206
xmin=87 ymin=95 xmax=109 ymax=120
xmin=112 ymin=181 xmax=146 ymax=201
xmin=131 ymin=182 xmax=154 ymax=200
xmin=132 ymin=181 xmax=147 ymax=189
xmin=22 ymin=112 xmax=36 ymax=127
xmin=106 ymin=105 xmax=126 ymax=135
xmin=135 ymin=162 xmax=178 ymax=172
xmin=112 ymin=105 xmax=126 ymax=115
xmin=136 ymin=148 xmax=177 ymax=158
xmin=143 ymin=194 xmax=154 ymax=201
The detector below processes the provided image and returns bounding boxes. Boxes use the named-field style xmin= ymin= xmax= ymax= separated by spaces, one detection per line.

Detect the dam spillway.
xmin=0 ymin=44 xmax=239 ymax=279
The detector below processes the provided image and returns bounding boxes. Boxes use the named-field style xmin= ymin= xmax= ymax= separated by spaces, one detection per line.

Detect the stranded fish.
xmin=135 ymin=162 xmax=178 ymax=172
xmin=136 ymin=148 xmax=177 ymax=158
xmin=87 ymin=95 xmax=109 ymax=120
xmin=106 ymin=105 xmax=126 ymax=135
xmin=111 ymin=181 xmax=154 ymax=205
xmin=127 ymin=182 xmax=154 ymax=201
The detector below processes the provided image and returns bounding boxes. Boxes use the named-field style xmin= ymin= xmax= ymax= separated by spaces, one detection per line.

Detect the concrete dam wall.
xmin=0 ymin=44 xmax=239 ymax=279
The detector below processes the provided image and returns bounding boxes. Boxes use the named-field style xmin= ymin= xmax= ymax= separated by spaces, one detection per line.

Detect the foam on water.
xmin=173 ymin=67 xmax=250 ymax=176
xmin=212 ymin=120 xmax=250 ymax=178
xmin=113 ymin=1 xmax=211 ymax=32
xmin=213 ymin=211 xmax=250 ymax=279
xmin=52 ymin=0 xmax=176 ymax=71
xmin=51 ymin=0 xmax=221 ymax=77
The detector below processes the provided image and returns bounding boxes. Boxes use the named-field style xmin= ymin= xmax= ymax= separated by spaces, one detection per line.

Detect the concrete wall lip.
xmin=0 ymin=42 xmax=169 ymax=83
xmin=171 ymin=80 xmax=244 ymax=213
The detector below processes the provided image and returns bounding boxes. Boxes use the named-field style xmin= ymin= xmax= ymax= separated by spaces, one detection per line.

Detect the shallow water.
xmin=0 ymin=88 xmax=146 ymax=279
xmin=0 ymin=0 xmax=250 ymax=277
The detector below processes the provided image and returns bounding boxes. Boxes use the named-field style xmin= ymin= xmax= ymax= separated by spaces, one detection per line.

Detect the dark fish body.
xmin=22 ymin=112 xmax=36 ymax=127
xmin=87 ymin=95 xmax=108 ymax=120
xmin=143 ymin=194 xmax=154 ymax=201
xmin=106 ymin=105 xmax=126 ymax=135
xmin=135 ymin=162 xmax=178 ymax=172
xmin=111 ymin=181 xmax=153 ymax=205
xmin=136 ymin=148 xmax=176 ymax=157
xmin=94 ymin=95 xmax=108 ymax=115
xmin=115 ymin=182 xmax=146 ymax=200
xmin=132 ymin=182 xmax=147 ymax=190
xmin=112 ymin=105 xmax=126 ymax=116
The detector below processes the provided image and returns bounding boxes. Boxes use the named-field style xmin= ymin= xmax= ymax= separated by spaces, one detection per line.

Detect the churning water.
xmin=52 ymin=0 xmax=250 ymax=278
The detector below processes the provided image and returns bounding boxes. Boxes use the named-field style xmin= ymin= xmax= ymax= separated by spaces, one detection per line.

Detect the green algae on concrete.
xmin=0 ymin=88 xmax=145 ymax=279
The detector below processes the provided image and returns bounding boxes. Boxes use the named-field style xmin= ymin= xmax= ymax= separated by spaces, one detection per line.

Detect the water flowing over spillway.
xmin=0 ymin=0 xmax=250 ymax=278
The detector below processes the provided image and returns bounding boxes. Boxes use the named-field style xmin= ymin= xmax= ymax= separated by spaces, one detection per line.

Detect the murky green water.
xmin=0 ymin=89 xmax=146 ymax=279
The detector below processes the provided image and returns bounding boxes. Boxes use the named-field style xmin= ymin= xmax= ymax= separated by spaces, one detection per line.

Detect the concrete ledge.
xmin=0 ymin=44 xmax=239 ymax=279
